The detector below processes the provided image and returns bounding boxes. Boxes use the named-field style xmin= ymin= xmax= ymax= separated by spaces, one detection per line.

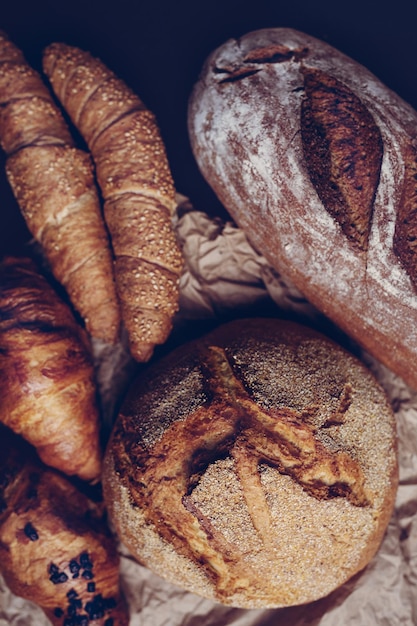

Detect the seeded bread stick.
xmin=43 ymin=43 xmax=184 ymax=362
xmin=0 ymin=426 xmax=129 ymax=626
xmin=0 ymin=256 xmax=102 ymax=482
xmin=0 ymin=32 xmax=120 ymax=344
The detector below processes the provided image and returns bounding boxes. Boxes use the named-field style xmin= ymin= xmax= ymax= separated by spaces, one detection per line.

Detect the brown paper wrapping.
xmin=1 ymin=196 xmax=416 ymax=625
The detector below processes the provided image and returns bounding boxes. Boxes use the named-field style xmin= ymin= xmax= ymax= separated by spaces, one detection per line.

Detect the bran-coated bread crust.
xmin=103 ymin=318 xmax=398 ymax=609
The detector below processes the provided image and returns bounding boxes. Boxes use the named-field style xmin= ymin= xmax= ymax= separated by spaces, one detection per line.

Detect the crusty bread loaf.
xmin=102 ymin=318 xmax=398 ymax=609
xmin=187 ymin=28 xmax=417 ymax=390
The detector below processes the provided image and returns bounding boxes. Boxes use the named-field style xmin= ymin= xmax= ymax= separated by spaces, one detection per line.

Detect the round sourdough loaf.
xmin=102 ymin=318 xmax=398 ymax=609
xmin=188 ymin=28 xmax=417 ymax=391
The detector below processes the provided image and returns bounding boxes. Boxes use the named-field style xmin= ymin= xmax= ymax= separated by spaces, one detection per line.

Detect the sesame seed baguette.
xmin=43 ymin=43 xmax=184 ymax=362
xmin=0 ymin=425 xmax=129 ymax=626
xmin=0 ymin=256 xmax=102 ymax=483
xmin=0 ymin=31 xmax=120 ymax=345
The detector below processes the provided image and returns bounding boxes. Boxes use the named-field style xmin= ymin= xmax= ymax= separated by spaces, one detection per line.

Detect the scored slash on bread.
xmin=43 ymin=43 xmax=184 ymax=363
xmin=0 ymin=426 xmax=129 ymax=626
xmin=0 ymin=31 xmax=121 ymax=345
xmin=187 ymin=28 xmax=417 ymax=390
xmin=103 ymin=318 xmax=398 ymax=609
xmin=0 ymin=256 xmax=102 ymax=482
xmin=299 ymin=66 xmax=384 ymax=252
xmin=110 ymin=344 xmax=370 ymax=599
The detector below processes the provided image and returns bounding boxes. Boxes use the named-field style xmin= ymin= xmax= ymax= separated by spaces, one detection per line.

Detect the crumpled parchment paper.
xmin=1 ymin=196 xmax=417 ymax=625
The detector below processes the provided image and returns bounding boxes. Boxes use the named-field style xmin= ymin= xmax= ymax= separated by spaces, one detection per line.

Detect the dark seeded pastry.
xmin=188 ymin=27 xmax=417 ymax=390
xmin=102 ymin=318 xmax=398 ymax=609
xmin=0 ymin=425 xmax=129 ymax=626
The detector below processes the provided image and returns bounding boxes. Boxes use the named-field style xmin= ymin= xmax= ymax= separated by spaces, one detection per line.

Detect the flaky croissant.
xmin=43 ymin=43 xmax=184 ymax=362
xmin=0 ymin=256 xmax=102 ymax=482
xmin=0 ymin=31 xmax=120 ymax=344
xmin=0 ymin=425 xmax=129 ymax=626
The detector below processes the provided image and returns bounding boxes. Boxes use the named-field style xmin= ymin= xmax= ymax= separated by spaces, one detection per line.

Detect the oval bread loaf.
xmin=102 ymin=318 xmax=398 ymax=609
xmin=188 ymin=28 xmax=417 ymax=390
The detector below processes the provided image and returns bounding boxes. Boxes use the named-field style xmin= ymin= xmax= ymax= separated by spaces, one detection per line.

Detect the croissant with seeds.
xmin=0 ymin=31 xmax=120 ymax=345
xmin=43 ymin=43 xmax=184 ymax=362
xmin=0 ymin=425 xmax=129 ymax=626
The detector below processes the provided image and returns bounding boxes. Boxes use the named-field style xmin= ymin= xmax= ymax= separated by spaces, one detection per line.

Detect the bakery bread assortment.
xmin=187 ymin=27 xmax=417 ymax=391
xmin=0 ymin=256 xmax=102 ymax=483
xmin=42 ymin=43 xmax=184 ymax=363
xmin=0 ymin=425 xmax=129 ymax=626
xmin=102 ymin=318 xmax=398 ymax=609
xmin=0 ymin=31 xmax=120 ymax=345
xmin=0 ymin=25 xmax=407 ymax=622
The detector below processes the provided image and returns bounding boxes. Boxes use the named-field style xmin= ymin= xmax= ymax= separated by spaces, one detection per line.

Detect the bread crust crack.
xmin=117 ymin=345 xmax=369 ymax=599
xmin=300 ymin=67 xmax=383 ymax=251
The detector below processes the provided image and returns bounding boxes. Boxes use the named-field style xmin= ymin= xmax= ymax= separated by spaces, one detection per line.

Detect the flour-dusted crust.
xmin=103 ymin=318 xmax=398 ymax=609
xmin=188 ymin=28 xmax=417 ymax=390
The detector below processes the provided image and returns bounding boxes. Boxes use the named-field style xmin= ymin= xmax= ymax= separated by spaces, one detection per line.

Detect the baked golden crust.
xmin=0 ymin=256 xmax=102 ymax=482
xmin=43 ymin=42 xmax=184 ymax=362
xmin=103 ymin=318 xmax=398 ymax=609
xmin=0 ymin=31 xmax=120 ymax=344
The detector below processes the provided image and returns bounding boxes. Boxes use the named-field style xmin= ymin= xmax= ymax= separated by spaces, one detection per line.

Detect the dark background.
xmin=1 ymin=0 xmax=417 ymax=256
